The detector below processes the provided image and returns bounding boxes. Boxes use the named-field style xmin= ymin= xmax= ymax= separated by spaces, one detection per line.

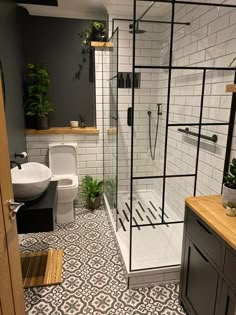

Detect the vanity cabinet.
xmin=180 ymin=196 xmax=236 ymax=315
xmin=16 ymin=181 xmax=58 ymax=233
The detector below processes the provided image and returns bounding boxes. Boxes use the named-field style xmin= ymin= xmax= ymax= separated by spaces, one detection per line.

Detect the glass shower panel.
xmin=130 ymin=179 xmax=183 ymax=271
xmin=103 ymin=29 xmax=118 ymax=224
xmin=196 ymin=124 xmax=229 ymax=196
xmin=173 ymin=4 xmax=236 ymax=69
xmin=165 ymin=176 xmax=195 ymax=222
xmin=201 ymin=70 xmax=233 ymax=124
xmin=134 ymin=1 xmax=172 ymax=68
xmin=133 ymin=68 xmax=168 ymax=178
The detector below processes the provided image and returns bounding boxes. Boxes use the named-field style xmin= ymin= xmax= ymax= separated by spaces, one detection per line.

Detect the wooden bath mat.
xmin=21 ymin=249 xmax=63 ymax=288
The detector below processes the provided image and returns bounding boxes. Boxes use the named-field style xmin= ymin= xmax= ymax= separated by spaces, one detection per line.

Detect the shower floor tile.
xmin=20 ymin=201 xmax=185 ymax=315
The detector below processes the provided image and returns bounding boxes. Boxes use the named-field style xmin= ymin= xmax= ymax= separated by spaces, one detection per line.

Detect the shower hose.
xmin=148 ymin=107 xmax=160 ymax=161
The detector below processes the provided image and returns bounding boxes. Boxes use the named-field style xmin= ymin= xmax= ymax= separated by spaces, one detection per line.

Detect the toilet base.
xmin=56 ymin=201 xmax=74 ymax=224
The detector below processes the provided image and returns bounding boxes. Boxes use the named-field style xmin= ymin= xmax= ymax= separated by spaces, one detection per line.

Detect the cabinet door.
xmin=216 ymin=281 xmax=236 ymax=315
xmin=182 ymin=238 xmax=218 ymax=315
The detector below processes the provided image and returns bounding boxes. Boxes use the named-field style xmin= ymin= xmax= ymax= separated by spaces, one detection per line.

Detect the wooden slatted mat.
xmin=21 ymin=249 xmax=63 ymax=288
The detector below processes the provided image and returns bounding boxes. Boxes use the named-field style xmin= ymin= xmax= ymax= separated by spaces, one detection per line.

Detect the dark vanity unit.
xmin=180 ymin=195 xmax=236 ymax=315
xmin=16 ymin=181 xmax=58 ymax=233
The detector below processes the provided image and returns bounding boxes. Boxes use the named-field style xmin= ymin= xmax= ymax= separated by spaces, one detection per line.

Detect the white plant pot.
xmin=70 ymin=121 xmax=79 ymax=128
xmin=222 ymin=184 xmax=236 ymax=207
xmin=225 ymin=207 xmax=236 ymax=217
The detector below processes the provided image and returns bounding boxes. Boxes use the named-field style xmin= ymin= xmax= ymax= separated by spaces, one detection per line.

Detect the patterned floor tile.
xmin=20 ymin=204 xmax=186 ymax=315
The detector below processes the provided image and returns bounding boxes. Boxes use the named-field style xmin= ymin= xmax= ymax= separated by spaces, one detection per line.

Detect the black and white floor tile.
xmin=20 ymin=202 xmax=186 ymax=315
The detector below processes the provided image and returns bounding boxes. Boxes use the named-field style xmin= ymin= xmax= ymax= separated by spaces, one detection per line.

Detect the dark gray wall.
xmin=22 ymin=16 xmax=97 ymax=127
xmin=0 ymin=1 xmax=26 ymax=159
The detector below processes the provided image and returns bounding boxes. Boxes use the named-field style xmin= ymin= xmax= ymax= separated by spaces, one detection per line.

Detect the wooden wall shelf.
xmin=107 ymin=128 xmax=117 ymax=135
xmin=226 ymin=84 xmax=236 ymax=93
xmin=25 ymin=127 xmax=99 ymax=135
xmin=90 ymin=41 xmax=113 ymax=49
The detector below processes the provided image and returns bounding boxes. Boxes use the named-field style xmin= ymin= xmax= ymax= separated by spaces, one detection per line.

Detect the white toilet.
xmin=49 ymin=143 xmax=78 ymax=224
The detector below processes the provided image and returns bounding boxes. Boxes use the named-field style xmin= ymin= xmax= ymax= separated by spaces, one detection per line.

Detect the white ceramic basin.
xmin=11 ymin=162 xmax=52 ymax=201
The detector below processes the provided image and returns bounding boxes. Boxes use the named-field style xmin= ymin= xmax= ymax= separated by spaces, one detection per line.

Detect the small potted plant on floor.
xmin=24 ymin=63 xmax=54 ymax=129
xmin=81 ymin=176 xmax=103 ymax=210
xmin=222 ymin=158 xmax=236 ymax=207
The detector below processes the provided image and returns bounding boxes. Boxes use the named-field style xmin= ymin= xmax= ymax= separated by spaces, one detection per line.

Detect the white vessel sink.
xmin=11 ymin=162 xmax=52 ymax=201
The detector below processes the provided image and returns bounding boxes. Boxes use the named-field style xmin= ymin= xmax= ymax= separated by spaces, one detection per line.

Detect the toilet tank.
xmin=49 ymin=143 xmax=77 ymax=175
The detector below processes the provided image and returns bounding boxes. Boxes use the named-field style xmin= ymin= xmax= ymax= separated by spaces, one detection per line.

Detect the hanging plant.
xmin=80 ymin=21 xmax=106 ymax=46
xmin=77 ymin=21 xmax=106 ymax=82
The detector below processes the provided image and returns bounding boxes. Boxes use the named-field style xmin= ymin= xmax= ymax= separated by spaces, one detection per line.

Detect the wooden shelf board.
xmin=90 ymin=41 xmax=113 ymax=48
xmin=226 ymin=84 xmax=236 ymax=93
xmin=25 ymin=127 xmax=99 ymax=135
xmin=107 ymin=128 xmax=117 ymax=135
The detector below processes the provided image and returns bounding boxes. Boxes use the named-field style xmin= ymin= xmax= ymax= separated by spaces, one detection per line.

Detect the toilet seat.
xmin=52 ymin=174 xmax=78 ymax=189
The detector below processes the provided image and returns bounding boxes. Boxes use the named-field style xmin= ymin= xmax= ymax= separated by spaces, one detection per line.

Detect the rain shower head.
xmin=129 ymin=23 xmax=146 ymax=34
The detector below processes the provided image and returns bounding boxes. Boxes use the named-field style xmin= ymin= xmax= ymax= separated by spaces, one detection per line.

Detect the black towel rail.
xmin=178 ymin=127 xmax=218 ymax=143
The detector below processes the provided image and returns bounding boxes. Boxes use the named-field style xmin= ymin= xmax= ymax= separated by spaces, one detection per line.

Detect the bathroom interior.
xmin=1 ymin=0 xmax=236 ymax=314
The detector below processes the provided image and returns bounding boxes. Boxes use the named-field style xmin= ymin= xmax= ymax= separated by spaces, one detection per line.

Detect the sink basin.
xmin=11 ymin=162 xmax=52 ymax=201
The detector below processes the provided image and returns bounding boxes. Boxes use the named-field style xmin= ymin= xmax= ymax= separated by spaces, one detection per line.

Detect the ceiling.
xmin=17 ymin=0 xmax=108 ymax=20
xmin=17 ymin=0 xmax=171 ymax=20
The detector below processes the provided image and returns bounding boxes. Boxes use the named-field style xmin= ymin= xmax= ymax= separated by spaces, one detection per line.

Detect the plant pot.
xmin=86 ymin=195 xmax=101 ymax=210
xmin=25 ymin=116 xmax=36 ymax=129
xmin=225 ymin=207 xmax=236 ymax=217
xmin=36 ymin=116 xmax=49 ymax=130
xmin=222 ymin=183 xmax=236 ymax=207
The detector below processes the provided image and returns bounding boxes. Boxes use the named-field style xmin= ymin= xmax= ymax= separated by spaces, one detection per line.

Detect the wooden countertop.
xmin=186 ymin=195 xmax=236 ymax=250
xmin=25 ymin=127 xmax=99 ymax=135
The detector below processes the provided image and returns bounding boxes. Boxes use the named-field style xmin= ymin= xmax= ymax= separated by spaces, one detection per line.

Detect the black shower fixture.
xmin=129 ymin=22 xmax=146 ymax=34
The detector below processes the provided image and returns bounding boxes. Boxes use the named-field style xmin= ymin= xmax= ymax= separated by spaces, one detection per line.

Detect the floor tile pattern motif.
xmin=21 ymin=204 xmax=186 ymax=315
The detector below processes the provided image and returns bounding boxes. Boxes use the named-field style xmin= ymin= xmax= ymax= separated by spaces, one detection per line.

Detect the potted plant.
xmin=222 ymin=158 xmax=236 ymax=207
xmin=79 ymin=21 xmax=106 ymax=83
xmin=225 ymin=201 xmax=236 ymax=217
xmin=24 ymin=63 xmax=53 ymax=129
xmin=80 ymin=21 xmax=106 ymax=46
xmin=81 ymin=176 xmax=103 ymax=210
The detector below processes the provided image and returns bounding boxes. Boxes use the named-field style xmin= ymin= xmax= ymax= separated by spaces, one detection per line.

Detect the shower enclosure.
xmin=103 ymin=0 xmax=236 ymax=280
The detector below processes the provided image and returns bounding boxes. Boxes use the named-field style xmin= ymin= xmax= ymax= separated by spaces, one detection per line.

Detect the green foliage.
xmin=224 ymin=158 xmax=236 ymax=189
xmin=24 ymin=63 xmax=53 ymax=118
xmin=225 ymin=201 xmax=236 ymax=209
xmin=80 ymin=21 xmax=106 ymax=46
xmin=81 ymin=176 xmax=103 ymax=203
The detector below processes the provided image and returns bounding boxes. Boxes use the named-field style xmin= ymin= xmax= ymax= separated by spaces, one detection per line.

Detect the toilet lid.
xmin=49 ymin=143 xmax=77 ymax=175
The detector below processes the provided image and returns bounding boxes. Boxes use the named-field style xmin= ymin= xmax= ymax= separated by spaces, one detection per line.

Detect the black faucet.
xmin=10 ymin=160 xmax=22 ymax=169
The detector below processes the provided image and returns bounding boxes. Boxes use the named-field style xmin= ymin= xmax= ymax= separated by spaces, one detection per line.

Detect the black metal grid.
xmin=128 ymin=0 xmax=236 ymax=272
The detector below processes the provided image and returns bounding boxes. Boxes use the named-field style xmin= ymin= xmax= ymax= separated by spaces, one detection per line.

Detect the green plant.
xmin=80 ymin=21 xmax=106 ymax=46
xmin=224 ymin=158 xmax=236 ymax=189
xmin=81 ymin=176 xmax=103 ymax=203
xmin=24 ymin=63 xmax=53 ymax=118
xmin=225 ymin=201 xmax=236 ymax=209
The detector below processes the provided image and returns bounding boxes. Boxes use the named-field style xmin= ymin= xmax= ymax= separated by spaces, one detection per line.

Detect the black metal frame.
xmin=103 ymin=28 xmax=119 ymax=231
xmin=127 ymin=0 xmax=236 ymax=272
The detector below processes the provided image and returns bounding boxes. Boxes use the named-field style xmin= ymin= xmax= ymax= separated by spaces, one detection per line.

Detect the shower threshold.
xmin=104 ymin=190 xmax=184 ymax=288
